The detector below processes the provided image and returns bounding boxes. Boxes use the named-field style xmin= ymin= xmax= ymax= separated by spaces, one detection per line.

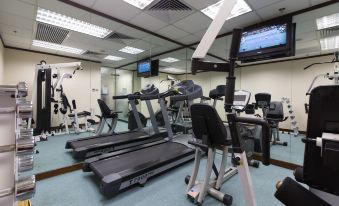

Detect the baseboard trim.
xmin=253 ymin=154 xmax=300 ymax=171
xmin=280 ymin=128 xmax=306 ymax=135
xmin=35 ymin=163 xmax=83 ymax=181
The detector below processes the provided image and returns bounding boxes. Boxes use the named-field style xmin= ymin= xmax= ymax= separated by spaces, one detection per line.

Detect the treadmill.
xmin=65 ymin=84 xmax=167 ymax=159
xmin=83 ymin=80 xmax=202 ymax=197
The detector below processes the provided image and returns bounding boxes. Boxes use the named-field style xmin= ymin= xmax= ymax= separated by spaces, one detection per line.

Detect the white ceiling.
xmin=0 ymin=0 xmax=336 ymax=74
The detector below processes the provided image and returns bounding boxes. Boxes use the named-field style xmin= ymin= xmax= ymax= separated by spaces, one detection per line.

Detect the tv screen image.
xmin=239 ymin=23 xmax=287 ymax=53
xmin=137 ymin=61 xmax=151 ymax=74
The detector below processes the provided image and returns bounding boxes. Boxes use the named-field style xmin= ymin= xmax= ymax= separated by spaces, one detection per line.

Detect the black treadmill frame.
xmin=65 ymin=130 xmax=167 ymax=159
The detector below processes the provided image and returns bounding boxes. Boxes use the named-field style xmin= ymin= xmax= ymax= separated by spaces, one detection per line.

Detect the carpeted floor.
xmin=27 ymin=121 xmax=303 ymax=205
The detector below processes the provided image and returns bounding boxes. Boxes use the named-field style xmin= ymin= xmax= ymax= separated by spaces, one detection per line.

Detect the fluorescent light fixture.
xmin=104 ymin=55 xmax=125 ymax=61
xmin=316 ymin=13 xmax=339 ymax=30
xmin=119 ymin=46 xmax=144 ymax=54
xmin=32 ymin=40 xmax=85 ymax=54
xmin=201 ymin=0 xmax=252 ymax=20
xmin=162 ymin=67 xmax=184 ymax=74
xmin=36 ymin=7 xmax=112 ymax=38
xmin=320 ymin=36 xmax=339 ymax=51
xmin=160 ymin=57 xmax=180 ymax=63
xmin=123 ymin=0 xmax=155 ymax=9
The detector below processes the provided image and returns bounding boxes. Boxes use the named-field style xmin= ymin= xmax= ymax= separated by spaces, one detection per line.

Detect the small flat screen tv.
xmin=238 ymin=18 xmax=295 ymax=62
xmin=137 ymin=59 xmax=159 ymax=78
xmin=137 ymin=60 xmax=151 ymax=77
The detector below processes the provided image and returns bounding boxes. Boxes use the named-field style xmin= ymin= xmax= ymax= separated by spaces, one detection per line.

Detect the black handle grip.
xmin=113 ymin=95 xmax=128 ymax=100
xmin=72 ymin=100 xmax=77 ymax=109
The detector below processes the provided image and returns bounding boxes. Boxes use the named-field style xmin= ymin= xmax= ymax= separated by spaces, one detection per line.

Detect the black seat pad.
xmin=191 ymin=103 xmax=231 ymax=146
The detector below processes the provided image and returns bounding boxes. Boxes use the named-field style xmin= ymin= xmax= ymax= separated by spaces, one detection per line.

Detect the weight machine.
xmin=32 ymin=61 xmax=93 ymax=138
xmin=305 ymin=51 xmax=339 ymax=95
xmin=275 ymin=51 xmax=339 ymax=206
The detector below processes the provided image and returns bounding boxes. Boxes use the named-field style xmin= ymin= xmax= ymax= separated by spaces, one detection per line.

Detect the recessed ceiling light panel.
xmin=160 ymin=57 xmax=180 ymax=63
xmin=119 ymin=46 xmax=144 ymax=54
xmin=36 ymin=7 xmax=112 ymax=38
xmin=104 ymin=55 xmax=125 ymax=61
xmin=320 ymin=36 xmax=339 ymax=51
xmin=162 ymin=67 xmax=184 ymax=74
xmin=316 ymin=13 xmax=339 ymax=30
xmin=201 ymin=0 xmax=252 ymax=20
xmin=32 ymin=40 xmax=85 ymax=54
xmin=123 ymin=0 xmax=155 ymax=9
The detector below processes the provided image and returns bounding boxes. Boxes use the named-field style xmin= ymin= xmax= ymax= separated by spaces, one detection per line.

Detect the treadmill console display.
xmin=174 ymin=80 xmax=194 ymax=93
xmin=141 ymin=84 xmax=159 ymax=95
xmin=171 ymin=80 xmax=203 ymax=102
xmin=233 ymin=90 xmax=251 ymax=111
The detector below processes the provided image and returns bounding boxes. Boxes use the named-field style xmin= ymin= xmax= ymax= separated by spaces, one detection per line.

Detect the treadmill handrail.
xmin=160 ymin=90 xmax=179 ymax=98
xmin=140 ymin=90 xmax=179 ymax=100
xmin=128 ymin=94 xmax=141 ymax=100
xmin=140 ymin=94 xmax=159 ymax=100
xmin=113 ymin=95 xmax=128 ymax=100
xmin=170 ymin=94 xmax=188 ymax=102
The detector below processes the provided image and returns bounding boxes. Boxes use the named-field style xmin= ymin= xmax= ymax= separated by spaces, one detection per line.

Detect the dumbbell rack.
xmin=281 ymin=97 xmax=299 ymax=137
xmin=0 ymin=82 xmax=36 ymax=206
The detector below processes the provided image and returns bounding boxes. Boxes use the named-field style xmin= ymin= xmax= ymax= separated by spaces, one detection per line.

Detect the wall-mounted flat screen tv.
xmin=238 ymin=17 xmax=295 ymax=62
xmin=137 ymin=59 xmax=159 ymax=77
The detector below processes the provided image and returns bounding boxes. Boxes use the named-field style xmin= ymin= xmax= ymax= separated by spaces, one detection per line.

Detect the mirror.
xmin=26 ymin=0 xmax=182 ymax=176
xmin=25 ymin=0 xmax=339 ymax=178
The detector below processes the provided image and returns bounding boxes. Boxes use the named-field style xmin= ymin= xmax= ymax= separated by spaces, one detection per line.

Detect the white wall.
xmin=240 ymin=55 xmax=335 ymax=131
xmin=3 ymin=48 xmax=101 ymax=126
xmin=0 ymin=40 xmax=4 ymax=84
xmin=181 ymin=55 xmax=334 ymax=131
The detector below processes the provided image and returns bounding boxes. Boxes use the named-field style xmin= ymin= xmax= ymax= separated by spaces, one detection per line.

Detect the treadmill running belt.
xmin=69 ymin=131 xmax=147 ymax=148
xmin=90 ymin=142 xmax=191 ymax=178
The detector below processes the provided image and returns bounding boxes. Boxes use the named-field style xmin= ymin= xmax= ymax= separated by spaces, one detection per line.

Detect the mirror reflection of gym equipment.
xmin=0 ymin=0 xmax=338 ymax=206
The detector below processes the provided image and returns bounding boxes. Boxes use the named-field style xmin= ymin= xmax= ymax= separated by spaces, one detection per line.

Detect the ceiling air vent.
xmin=146 ymin=0 xmax=194 ymax=24
xmin=106 ymin=32 xmax=135 ymax=40
xmin=105 ymin=32 xmax=136 ymax=44
xmin=318 ymin=26 xmax=339 ymax=39
xmin=149 ymin=0 xmax=192 ymax=11
xmin=35 ymin=22 xmax=70 ymax=44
